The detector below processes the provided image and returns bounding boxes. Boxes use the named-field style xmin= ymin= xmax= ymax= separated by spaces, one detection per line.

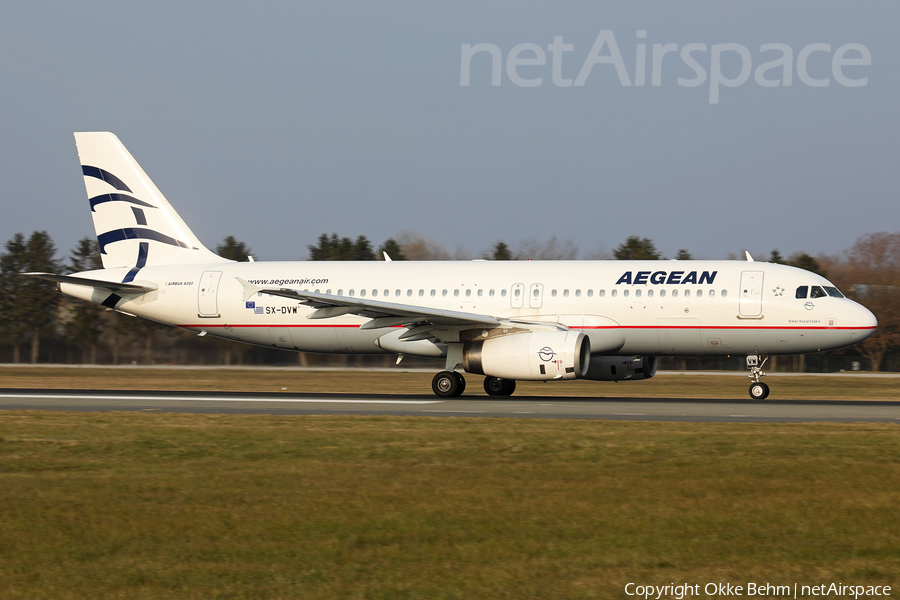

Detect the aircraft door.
xmin=739 ymin=271 xmax=764 ymax=317
xmin=198 ymin=270 xmax=222 ymax=317
xmin=529 ymin=283 xmax=543 ymax=309
xmin=510 ymin=283 xmax=525 ymax=309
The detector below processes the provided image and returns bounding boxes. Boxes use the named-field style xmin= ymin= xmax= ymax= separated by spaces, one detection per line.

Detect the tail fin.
xmin=74 ymin=132 xmax=225 ymax=271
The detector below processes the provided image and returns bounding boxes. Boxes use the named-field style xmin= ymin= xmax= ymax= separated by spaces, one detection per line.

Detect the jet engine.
xmin=463 ymin=331 xmax=590 ymax=381
xmin=582 ymin=355 xmax=658 ymax=381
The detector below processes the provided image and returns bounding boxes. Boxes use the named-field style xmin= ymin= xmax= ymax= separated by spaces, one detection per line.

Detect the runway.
xmin=1 ymin=389 xmax=899 ymax=422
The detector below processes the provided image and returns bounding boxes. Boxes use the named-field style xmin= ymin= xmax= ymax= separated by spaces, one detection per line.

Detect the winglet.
xmin=744 ymin=251 xmax=755 ymax=262
xmin=235 ymin=277 xmax=261 ymax=302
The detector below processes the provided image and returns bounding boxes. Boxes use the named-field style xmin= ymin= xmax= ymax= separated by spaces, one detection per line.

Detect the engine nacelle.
xmin=582 ymin=355 xmax=659 ymax=381
xmin=463 ymin=331 xmax=591 ymax=381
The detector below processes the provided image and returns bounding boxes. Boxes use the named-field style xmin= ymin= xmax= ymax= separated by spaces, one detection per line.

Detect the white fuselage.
xmin=62 ymin=259 xmax=877 ymax=359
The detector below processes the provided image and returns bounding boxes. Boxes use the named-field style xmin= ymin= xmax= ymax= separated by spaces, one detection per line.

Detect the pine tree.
xmin=0 ymin=232 xmax=61 ymax=363
xmin=378 ymin=238 xmax=406 ymax=260
xmin=492 ymin=242 xmax=513 ymax=260
xmin=216 ymin=236 xmax=253 ymax=261
xmin=614 ymin=236 xmax=661 ymax=260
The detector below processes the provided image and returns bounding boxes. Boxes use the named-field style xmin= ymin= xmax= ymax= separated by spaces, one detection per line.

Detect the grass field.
xmin=1 ymin=365 xmax=899 ymax=400
xmin=1 ymin=412 xmax=899 ymax=599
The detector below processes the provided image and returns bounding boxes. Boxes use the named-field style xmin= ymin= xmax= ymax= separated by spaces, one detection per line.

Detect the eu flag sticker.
xmin=245 ymin=301 xmax=255 ymax=309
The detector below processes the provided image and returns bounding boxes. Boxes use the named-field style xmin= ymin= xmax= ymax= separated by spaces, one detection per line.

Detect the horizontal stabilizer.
xmin=21 ymin=272 xmax=158 ymax=294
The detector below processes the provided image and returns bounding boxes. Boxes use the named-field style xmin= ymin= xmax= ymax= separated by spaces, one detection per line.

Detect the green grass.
xmin=1 ymin=413 xmax=899 ymax=598
xmin=0 ymin=366 xmax=899 ymax=399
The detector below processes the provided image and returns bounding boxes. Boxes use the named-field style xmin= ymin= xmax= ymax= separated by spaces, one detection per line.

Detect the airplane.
xmin=25 ymin=132 xmax=877 ymax=400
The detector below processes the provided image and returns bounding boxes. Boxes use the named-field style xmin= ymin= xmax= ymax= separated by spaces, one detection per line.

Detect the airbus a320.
xmin=25 ymin=133 xmax=878 ymax=399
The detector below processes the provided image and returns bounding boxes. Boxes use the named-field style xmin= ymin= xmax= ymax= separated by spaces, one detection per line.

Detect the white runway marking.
xmin=0 ymin=394 xmax=443 ymax=405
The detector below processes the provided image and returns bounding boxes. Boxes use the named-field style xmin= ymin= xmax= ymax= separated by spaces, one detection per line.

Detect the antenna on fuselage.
xmin=744 ymin=251 xmax=755 ymax=262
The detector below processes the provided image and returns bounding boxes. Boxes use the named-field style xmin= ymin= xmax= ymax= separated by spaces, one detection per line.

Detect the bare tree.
xmin=832 ymin=232 xmax=900 ymax=371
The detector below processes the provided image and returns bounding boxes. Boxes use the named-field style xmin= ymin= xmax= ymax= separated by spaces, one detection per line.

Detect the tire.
xmin=749 ymin=382 xmax=770 ymax=400
xmin=454 ymin=372 xmax=466 ymax=395
xmin=432 ymin=371 xmax=460 ymax=397
xmin=484 ymin=377 xmax=516 ymax=396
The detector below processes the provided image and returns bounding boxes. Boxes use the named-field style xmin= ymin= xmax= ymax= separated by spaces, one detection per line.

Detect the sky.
xmin=1 ymin=1 xmax=897 ymax=263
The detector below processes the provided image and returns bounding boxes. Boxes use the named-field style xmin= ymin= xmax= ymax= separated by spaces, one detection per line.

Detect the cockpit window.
xmin=823 ymin=286 xmax=844 ymax=298
xmin=810 ymin=286 xmax=827 ymax=299
xmin=795 ymin=286 xmax=808 ymax=299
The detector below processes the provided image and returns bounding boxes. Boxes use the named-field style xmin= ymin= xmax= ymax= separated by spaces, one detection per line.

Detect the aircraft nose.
xmin=850 ymin=304 xmax=877 ymax=341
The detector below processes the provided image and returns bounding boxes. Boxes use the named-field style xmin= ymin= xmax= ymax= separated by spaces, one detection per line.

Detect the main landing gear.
xmin=747 ymin=354 xmax=770 ymax=400
xmin=432 ymin=371 xmax=466 ymax=397
xmin=430 ymin=372 xmax=518 ymax=397
xmin=484 ymin=376 xmax=516 ymax=396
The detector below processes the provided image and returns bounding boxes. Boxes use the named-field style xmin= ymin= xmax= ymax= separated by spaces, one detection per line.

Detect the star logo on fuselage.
xmin=773 ymin=286 xmax=784 ymax=297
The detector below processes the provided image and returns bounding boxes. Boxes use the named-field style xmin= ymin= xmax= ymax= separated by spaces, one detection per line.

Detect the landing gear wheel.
xmin=749 ymin=382 xmax=770 ymax=400
xmin=432 ymin=371 xmax=462 ymax=397
xmin=483 ymin=377 xmax=516 ymax=396
xmin=454 ymin=372 xmax=466 ymax=395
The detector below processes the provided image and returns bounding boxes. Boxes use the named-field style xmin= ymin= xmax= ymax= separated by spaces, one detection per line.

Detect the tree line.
xmin=0 ymin=231 xmax=895 ymax=371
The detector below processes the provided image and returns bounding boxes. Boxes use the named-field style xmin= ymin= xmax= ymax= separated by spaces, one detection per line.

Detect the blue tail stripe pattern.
xmin=122 ymin=242 xmax=149 ymax=283
xmin=98 ymin=227 xmax=195 ymax=255
xmin=89 ymin=193 xmax=157 ymax=212
xmin=82 ymin=165 xmax=133 ymax=193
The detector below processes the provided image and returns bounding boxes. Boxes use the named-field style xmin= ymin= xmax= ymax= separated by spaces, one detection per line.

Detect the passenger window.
xmin=442 ymin=289 xmax=448 ymax=297
xmin=709 ymin=290 xmax=715 ymax=298
xmin=647 ymin=289 xmax=654 ymax=298
xmin=326 ymin=289 xmax=332 ymax=295
xmin=337 ymin=289 xmax=343 ymax=296
xmin=514 ymin=289 xmax=521 ymax=297
xmin=430 ymin=289 xmax=436 ymax=297
xmin=564 ymin=289 xmax=569 ymax=297
xmin=811 ymin=286 xmax=827 ymax=299
xmin=349 ymin=289 xmax=355 ymax=297
xmin=478 ymin=289 xmax=483 ymax=297
xmin=587 ymin=289 xmax=593 ymax=297
xmin=384 ymin=289 xmax=389 ymax=297
xmin=465 ymin=289 xmax=471 ymax=297
xmin=611 ymin=289 xmax=617 ymax=298
xmin=371 ymin=289 xmax=377 ymax=297
xmin=721 ymin=289 xmax=727 ymax=298
xmin=454 ymin=289 xmax=460 ymax=297
xmin=599 ymin=289 xmax=606 ymax=297
xmin=659 ymin=289 xmax=666 ymax=298
xmin=360 ymin=289 xmax=366 ymax=297
xmin=623 ymin=289 xmax=629 ymax=298
xmin=684 ymin=290 xmax=690 ymax=298
xmin=501 ymin=289 xmax=507 ymax=297
xmin=575 ymin=289 xmax=581 ymax=297
xmin=635 ymin=289 xmax=642 ymax=298
xmin=672 ymin=289 xmax=678 ymax=298
xmin=489 ymin=290 xmax=495 ymax=297
xmin=795 ymin=286 xmax=808 ymax=299
xmin=395 ymin=289 xmax=401 ymax=297
xmin=696 ymin=290 xmax=703 ymax=298
xmin=407 ymin=289 xmax=412 ymax=297
xmin=552 ymin=289 xmax=557 ymax=297
xmin=419 ymin=289 xmax=424 ymax=297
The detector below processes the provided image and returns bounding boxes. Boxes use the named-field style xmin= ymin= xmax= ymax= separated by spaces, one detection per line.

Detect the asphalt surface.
xmin=1 ymin=389 xmax=899 ymax=422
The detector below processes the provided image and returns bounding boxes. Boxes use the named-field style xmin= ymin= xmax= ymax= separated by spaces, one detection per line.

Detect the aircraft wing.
xmin=237 ymin=278 xmax=500 ymax=330
xmin=21 ymin=272 xmax=158 ymax=294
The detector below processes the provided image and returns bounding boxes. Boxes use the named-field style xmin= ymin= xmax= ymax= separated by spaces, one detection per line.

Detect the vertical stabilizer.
xmin=74 ymin=132 xmax=225 ymax=270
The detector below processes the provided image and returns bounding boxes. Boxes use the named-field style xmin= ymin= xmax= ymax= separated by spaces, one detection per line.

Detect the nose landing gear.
xmin=747 ymin=354 xmax=770 ymax=400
